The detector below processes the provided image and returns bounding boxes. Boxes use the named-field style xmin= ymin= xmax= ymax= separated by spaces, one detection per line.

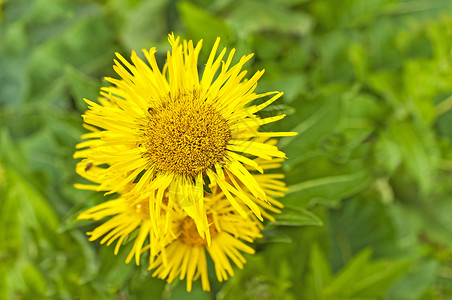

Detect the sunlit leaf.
xmin=273 ymin=206 xmax=323 ymax=227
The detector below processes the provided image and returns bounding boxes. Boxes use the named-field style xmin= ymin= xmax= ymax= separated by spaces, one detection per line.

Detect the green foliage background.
xmin=1 ymin=0 xmax=452 ymax=299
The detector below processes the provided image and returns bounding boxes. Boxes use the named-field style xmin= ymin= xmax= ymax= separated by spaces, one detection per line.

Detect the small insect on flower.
xmin=74 ymin=33 xmax=296 ymax=242
xmin=84 ymin=162 xmax=93 ymax=172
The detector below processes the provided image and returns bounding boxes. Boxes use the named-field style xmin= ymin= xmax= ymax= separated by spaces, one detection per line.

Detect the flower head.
xmin=75 ymin=33 xmax=295 ymax=244
xmin=150 ymin=192 xmax=262 ymax=292
xmin=76 ymin=157 xmax=288 ymax=291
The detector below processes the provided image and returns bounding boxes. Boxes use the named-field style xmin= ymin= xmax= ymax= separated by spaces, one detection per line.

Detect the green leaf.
xmin=27 ymin=14 xmax=115 ymax=99
xmin=311 ymin=0 xmax=395 ymax=29
xmin=128 ymin=274 xmax=166 ymax=300
xmin=0 ymin=264 xmax=9 ymax=300
xmin=120 ymin=0 xmax=169 ymax=50
xmin=387 ymin=120 xmax=439 ymax=194
xmin=367 ymin=71 xmax=404 ymax=108
xmin=384 ymin=260 xmax=438 ymax=300
xmin=217 ymin=255 xmax=294 ymax=300
xmin=65 ymin=66 xmax=101 ymax=112
xmin=259 ymin=229 xmax=293 ymax=244
xmin=228 ymin=0 xmax=313 ymax=37
xmin=286 ymin=168 xmax=370 ymax=207
xmin=348 ymin=43 xmax=368 ymax=81
xmin=281 ymin=85 xmax=345 ymax=166
xmin=329 ymin=197 xmax=397 ymax=270
xmin=178 ymin=1 xmax=232 ymax=47
xmin=402 ymin=60 xmax=437 ymax=124
xmin=166 ymin=280 xmax=211 ymax=300
xmin=371 ymin=133 xmax=402 ymax=176
xmin=322 ymin=249 xmax=373 ymax=296
xmin=309 ymin=244 xmax=333 ymax=297
xmin=273 ymin=206 xmax=323 ymax=227
xmin=258 ymin=73 xmax=307 ymax=104
xmin=323 ymin=249 xmax=410 ymax=299
xmin=400 ymin=194 xmax=452 ymax=249
xmin=21 ymin=263 xmax=47 ymax=297
xmin=0 ymin=56 xmax=29 ymax=107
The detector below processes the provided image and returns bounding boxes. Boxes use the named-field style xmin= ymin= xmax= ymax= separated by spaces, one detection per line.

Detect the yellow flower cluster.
xmin=74 ymin=34 xmax=295 ymax=291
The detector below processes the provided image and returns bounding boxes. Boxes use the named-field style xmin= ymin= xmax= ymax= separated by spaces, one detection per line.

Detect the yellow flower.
xmin=77 ymin=156 xmax=288 ymax=291
xmin=74 ymin=33 xmax=295 ymax=241
xmin=150 ymin=193 xmax=262 ymax=292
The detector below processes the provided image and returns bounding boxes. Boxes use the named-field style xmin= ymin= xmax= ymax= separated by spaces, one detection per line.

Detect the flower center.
xmin=180 ymin=216 xmax=218 ymax=246
xmin=143 ymin=91 xmax=231 ymax=177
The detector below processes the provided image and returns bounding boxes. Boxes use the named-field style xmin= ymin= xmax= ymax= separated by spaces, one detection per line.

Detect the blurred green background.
xmin=2 ymin=0 xmax=452 ymax=299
